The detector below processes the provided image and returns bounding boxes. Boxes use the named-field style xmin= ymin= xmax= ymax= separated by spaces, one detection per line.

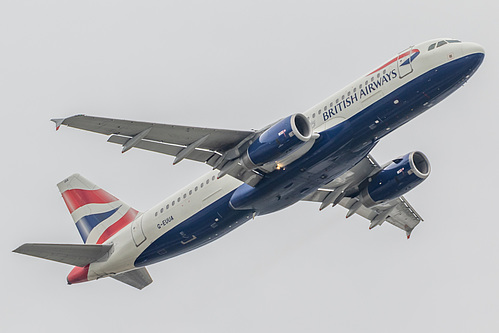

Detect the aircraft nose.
xmin=462 ymin=42 xmax=485 ymax=56
xmin=454 ymin=42 xmax=485 ymax=83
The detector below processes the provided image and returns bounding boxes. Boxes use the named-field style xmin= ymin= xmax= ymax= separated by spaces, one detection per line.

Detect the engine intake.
xmin=240 ymin=113 xmax=313 ymax=169
xmin=361 ymin=151 xmax=430 ymax=207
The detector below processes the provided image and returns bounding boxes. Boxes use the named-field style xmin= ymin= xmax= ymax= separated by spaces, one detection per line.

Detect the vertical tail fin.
xmin=57 ymin=174 xmax=139 ymax=244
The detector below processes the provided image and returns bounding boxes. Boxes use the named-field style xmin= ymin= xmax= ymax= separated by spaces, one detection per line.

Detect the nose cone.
xmin=462 ymin=42 xmax=485 ymax=56
xmin=67 ymin=265 xmax=90 ymax=285
xmin=461 ymin=42 xmax=485 ymax=77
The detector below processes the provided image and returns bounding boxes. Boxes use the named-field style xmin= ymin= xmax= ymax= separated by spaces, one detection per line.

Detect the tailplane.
xmin=112 ymin=268 xmax=153 ymax=290
xmin=13 ymin=243 xmax=112 ymax=267
xmin=57 ymin=174 xmax=139 ymax=244
xmin=13 ymin=243 xmax=153 ymax=288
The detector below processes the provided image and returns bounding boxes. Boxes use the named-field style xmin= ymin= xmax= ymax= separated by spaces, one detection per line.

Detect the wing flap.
xmin=107 ymin=134 xmax=263 ymax=186
xmin=111 ymin=267 xmax=153 ymax=290
xmin=305 ymin=191 xmax=422 ymax=236
xmin=108 ymin=135 xmax=217 ymax=163
xmin=13 ymin=243 xmax=112 ymax=267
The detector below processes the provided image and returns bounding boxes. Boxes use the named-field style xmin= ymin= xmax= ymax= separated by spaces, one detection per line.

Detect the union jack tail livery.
xmin=58 ymin=174 xmax=139 ymax=244
xmin=14 ymin=174 xmax=153 ymax=289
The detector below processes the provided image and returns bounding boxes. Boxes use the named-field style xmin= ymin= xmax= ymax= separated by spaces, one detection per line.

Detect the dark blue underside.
xmin=135 ymin=53 xmax=484 ymax=267
xmin=135 ymin=192 xmax=252 ymax=266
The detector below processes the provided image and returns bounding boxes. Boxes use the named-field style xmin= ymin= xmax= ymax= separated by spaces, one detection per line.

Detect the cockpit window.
xmin=428 ymin=39 xmax=461 ymax=52
xmin=437 ymin=40 xmax=448 ymax=48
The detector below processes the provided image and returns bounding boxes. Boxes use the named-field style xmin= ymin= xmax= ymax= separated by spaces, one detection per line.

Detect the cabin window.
xmin=212 ymin=176 xmax=215 ymax=181
xmin=166 ymin=204 xmax=169 ymax=209
xmin=312 ymin=113 xmax=315 ymax=118
xmin=195 ymin=186 xmax=198 ymax=191
xmin=172 ymin=201 xmax=175 ymax=206
xmin=183 ymin=194 xmax=187 ymax=199
xmin=177 ymin=197 xmax=181 ymax=202
xmin=160 ymin=208 xmax=163 ymax=213
xmin=336 ymin=98 xmax=339 ymax=103
xmin=155 ymin=212 xmax=158 ymax=217
xmin=189 ymin=190 xmax=192 ymax=195
xmin=201 ymin=183 xmax=204 ymax=188
xmin=330 ymin=102 xmax=333 ymax=107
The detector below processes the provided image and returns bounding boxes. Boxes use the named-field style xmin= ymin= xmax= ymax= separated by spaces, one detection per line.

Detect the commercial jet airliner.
xmin=14 ymin=38 xmax=484 ymax=289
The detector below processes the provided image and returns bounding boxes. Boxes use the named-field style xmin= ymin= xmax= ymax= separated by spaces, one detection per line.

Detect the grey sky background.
xmin=2 ymin=1 xmax=499 ymax=332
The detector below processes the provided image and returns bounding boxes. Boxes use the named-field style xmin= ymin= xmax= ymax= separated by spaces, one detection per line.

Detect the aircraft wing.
xmin=52 ymin=115 xmax=263 ymax=186
xmin=302 ymin=155 xmax=423 ymax=238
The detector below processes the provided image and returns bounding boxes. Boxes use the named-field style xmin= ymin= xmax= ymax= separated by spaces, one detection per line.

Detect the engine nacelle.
xmin=360 ymin=151 xmax=431 ymax=207
xmin=240 ymin=113 xmax=313 ymax=169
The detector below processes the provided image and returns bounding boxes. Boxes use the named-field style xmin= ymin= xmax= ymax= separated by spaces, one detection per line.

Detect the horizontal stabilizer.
xmin=112 ymin=267 xmax=153 ymax=290
xmin=13 ymin=243 xmax=112 ymax=267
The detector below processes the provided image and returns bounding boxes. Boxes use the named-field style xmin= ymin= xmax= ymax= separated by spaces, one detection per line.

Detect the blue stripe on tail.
xmin=76 ymin=207 xmax=121 ymax=242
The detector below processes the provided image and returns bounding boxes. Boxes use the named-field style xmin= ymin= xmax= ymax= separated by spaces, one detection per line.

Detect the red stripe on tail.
xmin=96 ymin=208 xmax=139 ymax=244
xmin=67 ymin=265 xmax=90 ymax=284
xmin=62 ymin=189 xmax=118 ymax=214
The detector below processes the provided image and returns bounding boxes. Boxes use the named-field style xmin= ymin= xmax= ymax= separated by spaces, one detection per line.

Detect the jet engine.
xmin=240 ymin=113 xmax=313 ymax=170
xmin=360 ymin=151 xmax=430 ymax=207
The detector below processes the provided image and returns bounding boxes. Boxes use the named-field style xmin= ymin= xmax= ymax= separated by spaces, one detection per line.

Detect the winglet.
xmin=405 ymin=227 xmax=412 ymax=239
xmin=50 ymin=118 xmax=65 ymax=131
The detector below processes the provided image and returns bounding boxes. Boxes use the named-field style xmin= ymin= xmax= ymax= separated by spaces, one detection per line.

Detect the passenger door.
xmin=131 ymin=214 xmax=147 ymax=246
xmin=397 ymin=47 xmax=414 ymax=78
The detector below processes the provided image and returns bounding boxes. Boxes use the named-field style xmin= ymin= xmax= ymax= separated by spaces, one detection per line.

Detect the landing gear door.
xmin=397 ymin=47 xmax=414 ymax=78
xmin=131 ymin=214 xmax=146 ymax=247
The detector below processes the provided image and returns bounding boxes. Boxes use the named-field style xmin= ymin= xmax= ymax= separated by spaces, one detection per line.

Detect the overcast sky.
xmin=2 ymin=1 xmax=499 ymax=332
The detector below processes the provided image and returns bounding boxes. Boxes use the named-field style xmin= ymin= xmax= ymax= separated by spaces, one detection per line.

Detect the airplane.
xmin=14 ymin=38 xmax=484 ymax=289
